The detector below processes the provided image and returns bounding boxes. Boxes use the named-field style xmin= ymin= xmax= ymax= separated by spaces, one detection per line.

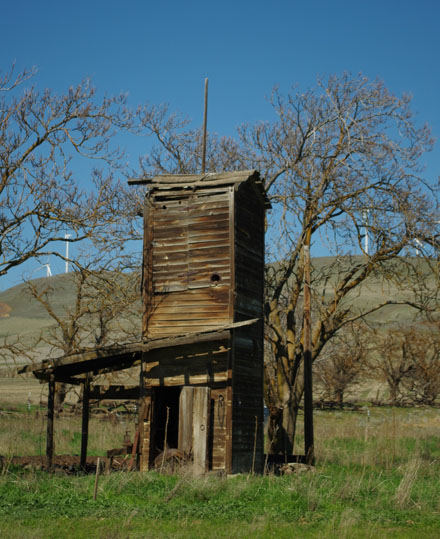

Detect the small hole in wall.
xmin=162 ymin=205 xmax=167 ymax=210
xmin=210 ymin=273 xmax=221 ymax=284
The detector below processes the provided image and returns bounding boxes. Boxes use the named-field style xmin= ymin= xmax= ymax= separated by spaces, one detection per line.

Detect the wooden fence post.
xmin=46 ymin=376 xmax=55 ymax=470
xmin=80 ymin=375 xmax=91 ymax=469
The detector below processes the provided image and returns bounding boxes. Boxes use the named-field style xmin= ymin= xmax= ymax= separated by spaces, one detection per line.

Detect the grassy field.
xmin=0 ymin=262 xmax=438 ymax=537
xmin=0 ymin=404 xmax=439 ymax=538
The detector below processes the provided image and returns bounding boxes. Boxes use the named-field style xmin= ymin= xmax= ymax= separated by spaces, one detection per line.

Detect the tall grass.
xmin=0 ymin=408 xmax=132 ymax=457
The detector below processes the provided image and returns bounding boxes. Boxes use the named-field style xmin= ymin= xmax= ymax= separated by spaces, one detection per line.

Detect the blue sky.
xmin=1 ymin=0 xmax=439 ymax=288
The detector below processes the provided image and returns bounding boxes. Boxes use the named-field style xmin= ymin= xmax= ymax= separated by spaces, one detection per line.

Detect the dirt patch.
xmin=0 ymin=454 xmax=134 ymax=474
xmin=0 ymin=302 xmax=11 ymax=318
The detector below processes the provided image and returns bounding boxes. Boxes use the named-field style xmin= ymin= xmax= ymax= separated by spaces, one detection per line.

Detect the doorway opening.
xmin=152 ymin=387 xmax=181 ymax=455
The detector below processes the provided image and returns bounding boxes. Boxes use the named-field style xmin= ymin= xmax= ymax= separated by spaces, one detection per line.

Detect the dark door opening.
xmin=152 ymin=387 xmax=181 ymax=455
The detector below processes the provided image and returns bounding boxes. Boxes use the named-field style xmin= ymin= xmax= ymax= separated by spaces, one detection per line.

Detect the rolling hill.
xmin=0 ymin=257 xmax=437 ymax=364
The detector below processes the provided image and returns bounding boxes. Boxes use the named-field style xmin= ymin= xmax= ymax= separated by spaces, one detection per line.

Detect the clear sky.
xmin=1 ymin=0 xmax=439 ymax=288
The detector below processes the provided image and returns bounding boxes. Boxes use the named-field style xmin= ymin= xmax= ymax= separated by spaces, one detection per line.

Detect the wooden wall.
xmin=139 ymin=339 xmax=231 ymax=472
xmin=231 ymin=181 xmax=265 ymax=473
xmin=142 ymin=340 xmax=229 ymax=387
xmin=139 ymin=174 xmax=266 ymax=474
xmin=144 ymin=188 xmax=234 ymax=338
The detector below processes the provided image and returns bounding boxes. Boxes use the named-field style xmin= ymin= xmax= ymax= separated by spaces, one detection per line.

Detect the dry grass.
xmin=296 ymin=406 xmax=440 ymax=469
xmin=394 ymin=457 xmax=422 ymax=508
xmin=0 ymin=409 xmax=133 ymax=458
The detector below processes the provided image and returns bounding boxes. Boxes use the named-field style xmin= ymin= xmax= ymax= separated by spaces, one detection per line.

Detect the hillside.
xmin=0 ymin=274 xmax=79 ymax=341
xmin=0 ymin=256 xmax=435 ymax=350
xmin=311 ymin=256 xmax=437 ymax=326
xmin=0 ymin=257 xmax=437 ymax=406
xmin=0 ymin=272 xmax=142 ymax=367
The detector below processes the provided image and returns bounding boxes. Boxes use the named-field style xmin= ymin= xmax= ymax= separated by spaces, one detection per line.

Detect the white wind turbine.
xmin=411 ymin=219 xmax=439 ymax=256
xmin=33 ymin=258 xmax=52 ymax=277
xmin=64 ymin=233 xmax=72 ymax=273
xmin=413 ymin=237 xmax=423 ymax=257
xmin=362 ymin=209 xmax=370 ymax=255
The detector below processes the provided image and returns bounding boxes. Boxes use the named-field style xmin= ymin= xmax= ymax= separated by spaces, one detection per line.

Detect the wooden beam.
xmin=178 ymin=387 xmax=194 ymax=454
xmin=201 ymin=78 xmax=208 ymax=173
xmin=46 ymin=376 xmax=55 ymax=470
xmin=88 ymin=385 xmax=140 ymax=400
xmin=18 ymin=321 xmax=259 ymax=402
xmin=192 ymin=387 xmax=210 ymax=475
xmin=80 ymin=375 xmax=91 ymax=469
xmin=19 ymin=323 xmax=251 ymax=377
xmin=127 ymin=170 xmax=258 ymax=186
xmin=34 ymin=371 xmax=84 ymax=385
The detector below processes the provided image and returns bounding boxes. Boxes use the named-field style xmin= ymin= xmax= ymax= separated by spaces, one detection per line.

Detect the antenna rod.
xmin=201 ymin=78 xmax=208 ymax=173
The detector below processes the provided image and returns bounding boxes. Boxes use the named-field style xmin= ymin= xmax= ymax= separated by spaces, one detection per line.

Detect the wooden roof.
xmin=128 ymin=170 xmax=271 ymax=208
xmin=18 ymin=319 xmax=258 ymax=384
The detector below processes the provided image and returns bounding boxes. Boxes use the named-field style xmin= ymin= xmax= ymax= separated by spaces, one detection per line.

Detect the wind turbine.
xmin=411 ymin=219 xmax=440 ymax=256
xmin=33 ymin=258 xmax=52 ymax=277
xmin=64 ymin=234 xmax=72 ymax=273
xmin=413 ymin=238 xmax=423 ymax=257
xmin=362 ymin=209 xmax=370 ymax=255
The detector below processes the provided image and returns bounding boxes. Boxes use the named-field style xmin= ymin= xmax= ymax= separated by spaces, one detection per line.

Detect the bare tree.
xmin=136 ymin=102 xmax=242 ymax=176
xmin=369 ymin=322 xmax=440 ymax=405
xmin=402 ymin=322 xmax=440 ymax=405
xmin=129 ymin=72 xmax=439 ymax=452
xmin=25 ymin=250 xmax=141 ymax=410
xmin=314 ymin=322 xmax=368 ymax=407
xmin=368 ymin=326 xmax=416 ymax=404
xmin=0 ymin=65 xmax=138 ymax=280
xmin=239 ymin=74 xmax=437 ymax=452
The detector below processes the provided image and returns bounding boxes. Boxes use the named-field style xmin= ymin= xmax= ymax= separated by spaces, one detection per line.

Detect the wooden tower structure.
xmin=21 ymin=170 xmax=269 ymax=475
xmin=130 ymin=170 xmax=270 ymax=473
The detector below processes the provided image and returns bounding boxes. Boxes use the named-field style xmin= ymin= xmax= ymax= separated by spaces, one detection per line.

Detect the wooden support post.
xmin=93 ymin=457 xmax=101 ymax=500
xmin=303 ymin=243 xmax=314 ymax=464
xmin=201 ymin=77 xmax=208 ymax=173
xmin=46 ymin=376 xmax=55 ymax=470
xmin=80 ymin=375 xmax=91 ymax=470
xmin=192 ymin=387 xmax=210 ymax=475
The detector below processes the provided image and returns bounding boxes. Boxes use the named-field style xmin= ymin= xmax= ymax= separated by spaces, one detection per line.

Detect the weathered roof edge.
xmin=17 ymin=318 xmax=259 ymax=377
xmin=128 ymin=169 xmax=258 ymax=185
xmin=128 ymin=170 xmax=271 ymax=208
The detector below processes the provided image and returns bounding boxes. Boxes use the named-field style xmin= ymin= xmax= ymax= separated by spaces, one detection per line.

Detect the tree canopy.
xmin=2 ymin=67 xmax=438 ymax=451
xmin=139 ymin=72 xmax=439 ymax=452
xmin=0 ymin=66 xmax=138 ymax=279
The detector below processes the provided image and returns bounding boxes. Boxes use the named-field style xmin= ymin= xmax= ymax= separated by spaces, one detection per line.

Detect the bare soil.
xmin=0 ymin=453 xmax=134 ymax=473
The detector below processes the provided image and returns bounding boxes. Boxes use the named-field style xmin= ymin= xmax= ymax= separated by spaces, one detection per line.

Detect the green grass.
xmin=0 ymin=464 xmax=439 ymax=538
xmin=1 ymin=406 xmax=439 ymax=538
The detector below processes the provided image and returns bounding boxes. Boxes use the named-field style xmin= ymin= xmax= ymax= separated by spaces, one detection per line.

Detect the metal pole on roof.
xmin=201 ymin=78 xmax=208 ymax=173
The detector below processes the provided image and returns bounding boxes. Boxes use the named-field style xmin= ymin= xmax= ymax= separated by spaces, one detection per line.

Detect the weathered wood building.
xmin=21 ymin=170 xmax=270 ymax=475
xmin=132 ymin=170 xmax=269 ymax=473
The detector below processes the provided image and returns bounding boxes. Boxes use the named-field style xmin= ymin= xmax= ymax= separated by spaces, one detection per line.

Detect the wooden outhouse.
xmin=130 ymin=170 xmax=270 ymax=474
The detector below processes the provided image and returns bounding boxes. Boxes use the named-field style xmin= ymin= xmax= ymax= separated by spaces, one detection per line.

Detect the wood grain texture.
xmin=192 ymin=387 xmax=210 ymax=475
